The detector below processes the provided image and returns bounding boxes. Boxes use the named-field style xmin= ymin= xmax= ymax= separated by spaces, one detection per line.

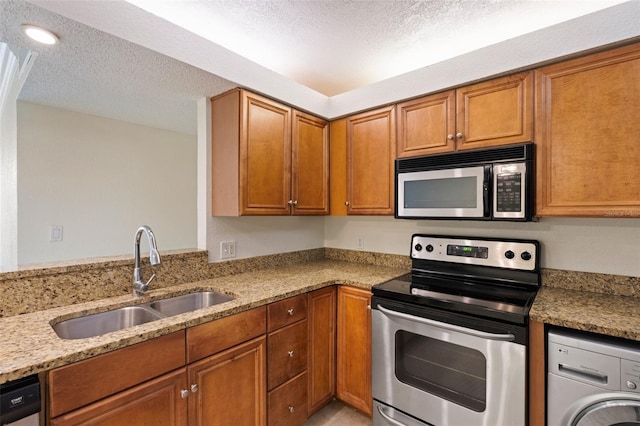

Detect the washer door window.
xmin=573 ymin=399 xmax=640 ymax=426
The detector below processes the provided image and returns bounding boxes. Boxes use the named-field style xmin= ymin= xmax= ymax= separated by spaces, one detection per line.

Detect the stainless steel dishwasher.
xmin=0 ymin=375 xmax=40 ymax=426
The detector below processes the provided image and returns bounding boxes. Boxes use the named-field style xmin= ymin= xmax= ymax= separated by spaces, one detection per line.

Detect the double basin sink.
xmin=52 ymin=291 xmax=234 ymax=340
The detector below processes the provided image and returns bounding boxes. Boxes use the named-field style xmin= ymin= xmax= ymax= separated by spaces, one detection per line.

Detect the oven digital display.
xmin=447 ymin=244 xmax=489 ymax=259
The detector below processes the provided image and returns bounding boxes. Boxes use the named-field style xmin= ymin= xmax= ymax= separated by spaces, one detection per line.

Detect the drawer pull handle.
xmin=288 ymin=350 xmax=294 ymax=357
xmin=288 ymin=405 xmax=295 ymax=413
xmin=191 ymin=384 xmax=199 ymax=393
xmin=287 ymin=308 xmax=294 ymax=316
xmin=180 ymin=389 xmax=189 ymax=399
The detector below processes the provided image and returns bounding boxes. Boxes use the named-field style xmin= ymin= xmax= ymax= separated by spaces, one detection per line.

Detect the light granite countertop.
xmin=530 ymin=286 xmax=640 ymax=341
xmin=0 ymin=259 xmax=407 ymax=385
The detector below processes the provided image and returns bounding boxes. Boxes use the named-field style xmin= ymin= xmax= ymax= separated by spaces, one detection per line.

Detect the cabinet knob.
xmin=287 ymin=308 xmax=295 ymax=316
xmin=288 ymin=405 xmax=295 ymax=413
xmin=447 ymin=134 xmax=454 ymax=140
xmin=292 ymin=200 xmax=298 ymax=206
xmin=288 ymin=350 xmax=295 ymax=357
xmin=288 ymin=200 xmax=294 ymax=206
xmin=191 ymin=384 xmax=199 ymax=393
xmin=180 ymin=389 xmax=189 ymax=399
xmin=456 ymin=132 xmax=463 ymax=139
xmin=345 ymin=201 xmax=350 ymax=206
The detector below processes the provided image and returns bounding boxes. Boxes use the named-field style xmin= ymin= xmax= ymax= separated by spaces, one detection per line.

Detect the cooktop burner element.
xmin=372 ymin=234 xmax=541 ymax=325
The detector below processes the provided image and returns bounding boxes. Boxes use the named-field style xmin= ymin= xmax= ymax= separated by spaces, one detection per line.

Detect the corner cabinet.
xmin=211 ymin=89 xmax=329 ymax=216
xmin=396 ymin=72 xmax=533 ymax=158
xmin=343 ymin=105 xmax=396 ymax=215
xmin=535 ymin=42 xmax=640 ymax=217
xmin=336 ymin=286 xmax=372 ymax=415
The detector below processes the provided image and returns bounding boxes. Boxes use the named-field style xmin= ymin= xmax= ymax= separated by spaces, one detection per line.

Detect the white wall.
xmin=17 ymin=102 xmax=197 ymax=264
xmin=325 ymin=216 xmax=640 ymax=277
xmin=207 ymin=216 xmax=325 ymax=262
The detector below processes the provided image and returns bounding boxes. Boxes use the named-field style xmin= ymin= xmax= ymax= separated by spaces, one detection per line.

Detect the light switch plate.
xmin=220 ymin=241 xmax=236 ymax=259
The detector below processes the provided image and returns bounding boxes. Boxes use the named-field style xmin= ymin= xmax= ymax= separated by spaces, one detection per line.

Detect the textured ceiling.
xmin=1 ymin=0 xmax=639 ymax=135
xmin=1 ymin=0 xmax=236 ymax=135
xmin=127 ymin=0 xmax=630 ymax=96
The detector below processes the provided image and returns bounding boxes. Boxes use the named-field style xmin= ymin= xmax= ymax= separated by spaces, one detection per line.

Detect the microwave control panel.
xmin=493 ymin=162 xmax=527 ymax=219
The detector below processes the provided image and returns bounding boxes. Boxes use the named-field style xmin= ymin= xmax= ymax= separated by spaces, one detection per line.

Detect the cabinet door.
xmin=456 ymin=71 xmax=533 ymax=151
xmin=307 ymin=287 xmax=336 ymax=415
xmin=240 ymin=91 xmax=292 ymax=215
xmin=336 ymin=286 xmax=372 ymax=416
xmin=535 ymin=43 xmax=640 ymax=217
xmin=50 ymin=369 xmax=188 ymax=426
xmin=292 ymin=111 xmax=329 ymax=215
xmin=188 ymin=336 xmax=266 ymax=426
xmin=396 ymin=90 xmax=456 ymax=158
xmin=329 ymin=119 xmax=348 ymax=215
xmin=346 ymin=106 xmax=396 ymax=215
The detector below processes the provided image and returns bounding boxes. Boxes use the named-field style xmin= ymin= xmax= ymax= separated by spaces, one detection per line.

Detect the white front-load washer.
xmin=548 ymin=329 xmax=640 ymax=426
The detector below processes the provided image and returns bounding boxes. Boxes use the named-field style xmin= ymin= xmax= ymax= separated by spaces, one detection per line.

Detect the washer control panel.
xmin=549 ymin=330 xmax=640 ymax=393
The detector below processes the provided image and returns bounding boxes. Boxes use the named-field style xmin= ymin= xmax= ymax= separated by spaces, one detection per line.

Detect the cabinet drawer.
xmin=50 ymin=368 xmax=188 ymax=425
xmin=187 ymin=306 xmax=266 ymax=363
xmin=268 ymin=319 xmax=308 ymax=390
xmin=48 ymin=331 xmax=185 ymax=418
xmin=268 ymin=371 xmax=308 ymax=426
xmin=267 ymin=294 xmax=307 ymax=331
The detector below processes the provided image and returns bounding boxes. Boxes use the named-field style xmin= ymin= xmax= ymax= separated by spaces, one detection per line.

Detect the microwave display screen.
xmin=447 ymin=244 xmax=489 ymax=259
xmin=404 ymin=177 xmax=477 ymax=209
xmin=496 ymin=174 xmax=522 ymax=212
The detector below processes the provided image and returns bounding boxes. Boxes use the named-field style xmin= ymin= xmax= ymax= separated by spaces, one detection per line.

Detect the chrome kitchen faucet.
xmin=132 ymin=225 xmax=161 ymax=296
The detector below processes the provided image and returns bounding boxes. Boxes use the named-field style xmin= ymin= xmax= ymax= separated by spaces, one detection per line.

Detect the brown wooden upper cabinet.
xmin=396 ymin=72 xmax=534 ymax=158
xmin=535 ymin=42 xmax=640 ymax=218
xmin=334 ymin=105 xmax=396 ymax=215
xmin=211 ymin=89 xmax=329 ymax=216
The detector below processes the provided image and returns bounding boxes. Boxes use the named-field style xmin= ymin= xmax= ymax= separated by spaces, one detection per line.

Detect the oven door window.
xmin=395 ymin=330 xmax=486 ymax=412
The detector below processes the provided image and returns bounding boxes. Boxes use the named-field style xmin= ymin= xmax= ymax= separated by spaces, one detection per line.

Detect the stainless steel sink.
xmin=149 ymin=291 xmax=234 ymax=317
xmin=52 ymin=306 xmax=164 ymax=340
xmin=52 ymin=291 xmax=235 ymax=339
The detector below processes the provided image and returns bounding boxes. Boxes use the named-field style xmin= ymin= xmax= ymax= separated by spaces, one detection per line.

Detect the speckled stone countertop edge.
xmin=0 ymin=259 xmax=407 ymax=385
xmin=530 ymin=286 xmax=640 ymax=341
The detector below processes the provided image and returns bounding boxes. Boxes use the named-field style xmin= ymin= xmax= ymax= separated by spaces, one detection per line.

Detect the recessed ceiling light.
xmin=21 ymin=24 xmax=59 ymax=45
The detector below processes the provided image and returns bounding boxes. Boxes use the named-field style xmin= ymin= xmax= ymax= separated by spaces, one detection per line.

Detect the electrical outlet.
xmin=357 ymin=236 xmax=365 ymax=250
xmin=50 ymin=225 xmax=63 ymax=242
xmin=220 ymin=240 xmax=236 ymax=259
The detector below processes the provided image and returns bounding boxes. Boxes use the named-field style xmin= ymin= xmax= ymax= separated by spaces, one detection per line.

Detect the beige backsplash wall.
xmin=1 ymin=245 xmax=640 ymax=319
xmin=324 ymin=216 xmax=640 ymax=277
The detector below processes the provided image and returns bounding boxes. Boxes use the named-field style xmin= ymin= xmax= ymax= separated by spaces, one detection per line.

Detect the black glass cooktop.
xmin=372 ymin=272 xmax=538 ymax=325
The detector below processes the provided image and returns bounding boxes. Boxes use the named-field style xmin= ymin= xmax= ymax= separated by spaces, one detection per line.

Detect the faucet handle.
xmin=145 ymin=274 xmax=157 ymax=286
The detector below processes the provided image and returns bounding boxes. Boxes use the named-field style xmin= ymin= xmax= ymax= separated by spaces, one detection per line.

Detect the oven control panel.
xmin=411 ymin=235 xmax=538 ymax=271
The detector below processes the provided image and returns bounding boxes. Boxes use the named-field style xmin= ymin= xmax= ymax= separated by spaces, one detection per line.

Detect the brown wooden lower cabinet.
xmin=46 ymin=287 xmax=375 ymax=424
xmin=336 ymin=285 xmax=372 ymax=416
xmin=307 ymin=286 xmax=336 ymax=415
xmin=529 ymin=319 xmax=546 ymax=426
xmin=268 ymin=371 xmax=308 ymax=426
xmin=189 ymin=336 xmax=267 ymax=426
xmin=50 ymin=368 xmax=188 ymax=426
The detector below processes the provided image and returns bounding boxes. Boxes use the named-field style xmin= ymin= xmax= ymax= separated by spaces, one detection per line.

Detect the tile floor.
xmin=303 ymin=400 xmax=372 ymax=426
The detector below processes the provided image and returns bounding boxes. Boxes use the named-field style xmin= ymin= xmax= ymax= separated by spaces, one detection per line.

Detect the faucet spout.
xmin=132 ymin=225 xmax=161 ymax=296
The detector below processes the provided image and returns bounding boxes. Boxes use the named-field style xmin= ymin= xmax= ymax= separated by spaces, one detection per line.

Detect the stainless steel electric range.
xmin=371 ymin=234 xmax=540 ymax=426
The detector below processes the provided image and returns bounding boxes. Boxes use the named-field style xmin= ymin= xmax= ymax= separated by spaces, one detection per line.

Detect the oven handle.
xmin=377 ymin=305 xmax=516 ymax=341
xmin=377 ymin=404 xmax=409 ymax=426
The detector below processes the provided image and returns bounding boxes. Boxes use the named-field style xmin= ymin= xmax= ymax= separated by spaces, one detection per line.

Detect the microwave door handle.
xmin=483 ymin=165 xmax=491 ymax=217
xmin=377 ymin=305 xmax=515 ymax=341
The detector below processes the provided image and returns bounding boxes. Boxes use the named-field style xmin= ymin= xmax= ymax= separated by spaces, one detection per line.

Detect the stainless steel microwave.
xmin=395 ymin=143 xmax=534 ymax=221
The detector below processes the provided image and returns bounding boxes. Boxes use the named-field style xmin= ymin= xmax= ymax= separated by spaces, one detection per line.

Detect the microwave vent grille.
xmin=397 ymin=143 xmax=532 ymax=172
